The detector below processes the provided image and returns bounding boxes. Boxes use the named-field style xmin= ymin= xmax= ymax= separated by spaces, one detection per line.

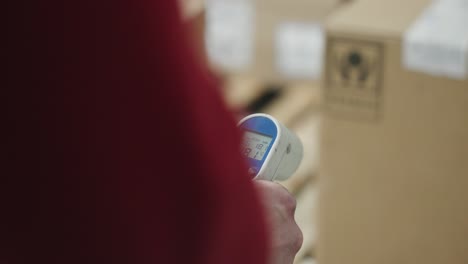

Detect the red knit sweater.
xmin=4 ymin=1 xmax=268 ymax=263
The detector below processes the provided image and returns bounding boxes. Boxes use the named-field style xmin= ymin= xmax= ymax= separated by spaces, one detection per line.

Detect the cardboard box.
xmin=205 ymin=0 xmax=347 ymax=83
xmin=318 ymin=0 xmax=468 ymax=264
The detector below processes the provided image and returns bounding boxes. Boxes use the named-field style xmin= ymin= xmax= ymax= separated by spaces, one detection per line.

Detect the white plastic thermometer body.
xmin=238 ymin=113 xmax=303 ymax=181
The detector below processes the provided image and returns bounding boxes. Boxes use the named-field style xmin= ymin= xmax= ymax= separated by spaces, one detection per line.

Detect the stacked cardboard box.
xmin=319 ymin=0 xmax=468 ymax=263
xmin=206 ymin=0 xmax=347 ymax=83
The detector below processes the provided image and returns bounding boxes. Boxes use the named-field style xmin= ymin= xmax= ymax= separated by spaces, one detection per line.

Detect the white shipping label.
xmin=276 ymin=22 xmax=325 ymax=79
xmin=205 ymin=0 xmax=255 ymax=70
xmin=403 ymin=0 xmax=468 ymax=79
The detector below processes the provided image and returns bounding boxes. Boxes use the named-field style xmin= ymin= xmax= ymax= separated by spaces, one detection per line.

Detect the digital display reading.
xmin=242 ymin=131 xmax=273 ymax=161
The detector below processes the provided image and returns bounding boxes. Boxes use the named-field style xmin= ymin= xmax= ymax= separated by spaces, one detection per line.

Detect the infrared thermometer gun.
xmin=238 ymin=114 xmax=303 ymax=181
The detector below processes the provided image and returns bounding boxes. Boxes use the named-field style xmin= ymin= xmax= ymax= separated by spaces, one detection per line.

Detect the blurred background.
xmin=180 ymin=0 xmax=468 ymax=264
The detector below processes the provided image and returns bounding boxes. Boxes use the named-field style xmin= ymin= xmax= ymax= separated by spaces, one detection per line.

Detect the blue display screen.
xmin=242 ymin=130 xmax=273 ymax=161
xmin=239 ymin=116 xmax=278 ymax=177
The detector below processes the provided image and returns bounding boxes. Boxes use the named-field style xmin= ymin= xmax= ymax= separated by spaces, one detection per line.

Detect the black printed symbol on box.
xmin=325 ymin=38 xmax=384 ymax=121
xmin=340 ymin=51 xmax=376 ymax=85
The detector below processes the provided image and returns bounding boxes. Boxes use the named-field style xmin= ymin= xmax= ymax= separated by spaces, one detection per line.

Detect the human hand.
xmin=253 ymin=180 xmax=303 ymax=264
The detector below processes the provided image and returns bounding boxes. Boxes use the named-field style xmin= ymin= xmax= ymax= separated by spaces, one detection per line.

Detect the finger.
xmin=254 ymin=180 xmax=297 ymax=214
